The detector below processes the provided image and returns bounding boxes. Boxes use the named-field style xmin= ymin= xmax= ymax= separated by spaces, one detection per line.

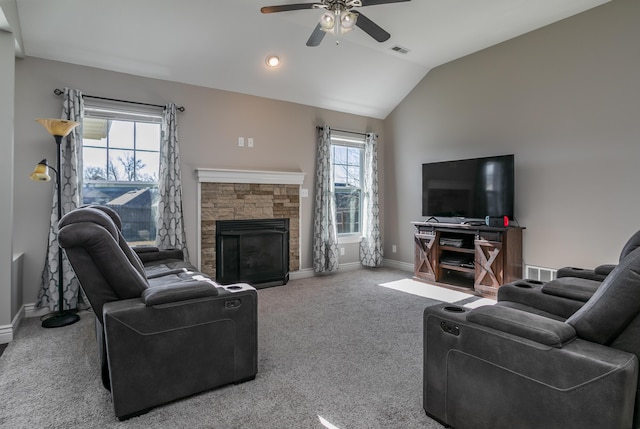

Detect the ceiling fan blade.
xmin=261 ymin=3 xmax=318 ymax=13
xmin=355 ymin=12 xmax=390 ymax=43
xmin=306 ymin=23 xmax=326 ymax=47
xmin=360 ymin=0 xmax=411 ymax=6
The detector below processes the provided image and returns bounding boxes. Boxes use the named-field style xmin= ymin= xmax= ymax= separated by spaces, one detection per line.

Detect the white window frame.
xmin=331 ymin=131 xmax=365 ymax=244
xmin=81 ymin=101 xmax=163 ymax=244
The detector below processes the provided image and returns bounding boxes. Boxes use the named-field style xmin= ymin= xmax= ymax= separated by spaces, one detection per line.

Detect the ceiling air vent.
xmin=390 ymin=45 xmax=410 ymax=54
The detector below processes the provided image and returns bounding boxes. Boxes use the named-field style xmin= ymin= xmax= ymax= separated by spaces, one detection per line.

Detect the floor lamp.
xmin=31 ymin=118 xmax=81 ymax=328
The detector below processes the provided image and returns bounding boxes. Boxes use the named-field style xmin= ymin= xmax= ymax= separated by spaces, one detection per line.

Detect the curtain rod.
xmin=317 ymin=126 xmax=373 ymax=137
xmin=53 ymin=88 xmax=185 ymax=112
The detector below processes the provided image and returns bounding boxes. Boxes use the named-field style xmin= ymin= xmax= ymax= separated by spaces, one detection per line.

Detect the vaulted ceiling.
xmin=5 ymin=0 xmax=610 ymax=119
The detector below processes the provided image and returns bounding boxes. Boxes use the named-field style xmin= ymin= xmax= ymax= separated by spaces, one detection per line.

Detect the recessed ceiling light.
xmin=265 ymin=55 xmax=280 ymax=67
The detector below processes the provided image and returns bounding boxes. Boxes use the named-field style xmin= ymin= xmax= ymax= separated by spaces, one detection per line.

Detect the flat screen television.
xmin=422 ymin=154 xmax=515 ymax=221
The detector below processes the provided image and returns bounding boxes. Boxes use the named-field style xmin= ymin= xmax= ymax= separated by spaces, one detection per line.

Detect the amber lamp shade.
xmin=29 ymin=159 xmax=52 ymax=182
xmin=35 ymin=118 xmax=80 ymax=137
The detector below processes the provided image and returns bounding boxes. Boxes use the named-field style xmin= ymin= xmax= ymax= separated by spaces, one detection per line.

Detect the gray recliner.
xmin=58 ymin=206 xmax=258 ymax=420
xmin=497 ymin=229 xmax=640 ymax=319
xmin=556 ymin=229 xmax=640 ymax=281
xmin=424 ymin=246 xmax=640 ymax=429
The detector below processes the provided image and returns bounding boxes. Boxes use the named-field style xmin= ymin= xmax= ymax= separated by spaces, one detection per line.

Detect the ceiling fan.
xmin=261 ymin=0 xmax=411 ymax=47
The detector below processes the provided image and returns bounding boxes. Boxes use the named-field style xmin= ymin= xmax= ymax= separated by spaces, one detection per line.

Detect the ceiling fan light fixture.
xmin=340 ymin=11 xmax=358 ymax=31
xmin=261 ymin=0 xmax=404 ymax=45
xmin=319 ymin=11 xmax=336 ymax=32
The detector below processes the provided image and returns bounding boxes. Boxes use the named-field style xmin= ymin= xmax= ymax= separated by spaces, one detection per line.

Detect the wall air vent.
xmin=525 ymin=265 xmax=557 ymax=282
xmin=390 ymin=45 xmax=410 ymax=54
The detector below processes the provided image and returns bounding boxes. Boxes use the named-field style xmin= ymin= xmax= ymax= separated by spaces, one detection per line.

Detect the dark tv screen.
xmin=421 ymin=155 xmax=514 ymax=220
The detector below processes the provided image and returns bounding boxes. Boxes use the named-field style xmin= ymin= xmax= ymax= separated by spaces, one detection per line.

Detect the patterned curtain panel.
xmin=156 ymin=103 xmax=189 ymax=261
xmin=37 ymin=88 xmax=84 ymax=311
xmin=359 ymin=133 xmax=383 ymax=267
xmin=313 ymin=126 xmax=340 ymax=272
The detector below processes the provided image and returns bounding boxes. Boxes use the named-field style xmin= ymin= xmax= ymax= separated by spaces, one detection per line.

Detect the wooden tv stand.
xmin=412 ymin=221 xmax=524 ymax=298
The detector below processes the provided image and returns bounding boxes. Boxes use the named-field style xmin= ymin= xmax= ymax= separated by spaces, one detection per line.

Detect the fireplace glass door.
xmin=216 ymin=219 xmax=289 ymax=287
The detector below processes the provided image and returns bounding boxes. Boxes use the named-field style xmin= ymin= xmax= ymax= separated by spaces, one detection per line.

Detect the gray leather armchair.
xmin=496 ymin=229 xmax=640 ymax=319
xmin=424 ymin=246 xmax=640 ymax=429
xmin=496 ymin=277 xmax=598 ymax=320
xmin=58 ymin=206 xmax=258 ymax=420
xmin=556 ymin=229 xmax=640 ymax=281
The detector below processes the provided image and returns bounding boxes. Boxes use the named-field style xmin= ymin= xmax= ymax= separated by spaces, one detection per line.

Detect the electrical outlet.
xmin=300 ymin=188 xmax=309 ymax=198
xmin=238 ymin=137 xmax=245 ymax=147
xmin=248 ymin=138 xmax=254 ymax=147
xmin=340 ymin=247 xmax=345 ymax=256
xmin=392 ymin=245 xmax=397 ymax=253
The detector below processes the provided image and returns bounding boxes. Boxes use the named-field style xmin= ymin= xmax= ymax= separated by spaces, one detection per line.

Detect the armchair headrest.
xmin=80 ymin=204 xmax=122 ymax=230
xmin=59 ymin=207 xmax=149 ymax=321
xmin=60 ymin=206 xmax=119 ymax=239
xmin=620 ymin=230 xmax=640 ymax=261
xmin=62 ymin=205 xmax=146 ymax=275
xmin=568 ymin=246 xmax=640 ymax=344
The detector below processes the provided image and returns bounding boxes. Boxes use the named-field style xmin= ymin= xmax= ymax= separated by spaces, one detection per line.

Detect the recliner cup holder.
xmin=226 ymin=285 xmax=242 ymax=290
xmin=514 ymin=279 xmax=544 ymax=288
xmin=514 ymin=281 xmax=532 ymax=288
xmin=444 ymin=306 xmax=465 ymax=313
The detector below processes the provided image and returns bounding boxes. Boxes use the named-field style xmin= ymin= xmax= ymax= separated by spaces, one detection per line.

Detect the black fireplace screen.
xmin=216 ymin=218 xmax=289 ymax=288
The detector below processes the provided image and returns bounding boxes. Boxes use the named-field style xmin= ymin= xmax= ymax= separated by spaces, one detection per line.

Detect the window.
xmin=81 ymin=104 xmax=162 ymax=245
xmin=331 ymin=131 xmax=364 ymax=236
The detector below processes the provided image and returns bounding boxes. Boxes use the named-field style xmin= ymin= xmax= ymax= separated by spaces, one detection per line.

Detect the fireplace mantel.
xmin=196 ymin=168 xmax=305 ymax=185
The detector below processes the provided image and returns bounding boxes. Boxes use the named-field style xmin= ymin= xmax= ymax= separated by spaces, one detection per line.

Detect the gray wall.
xmin=383 ymin=0 xmax=640 ymax=271
xmin=13 ymin=57 xmax=384 ymax=308
xmin=0 ymin=30 xmax=15 ymax=328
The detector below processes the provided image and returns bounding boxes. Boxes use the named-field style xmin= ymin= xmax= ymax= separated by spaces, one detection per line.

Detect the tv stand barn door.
xmin=412 ymin=222 xmax=524 ymax=298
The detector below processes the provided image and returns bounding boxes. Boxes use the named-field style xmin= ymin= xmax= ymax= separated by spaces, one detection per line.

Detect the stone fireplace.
xmin=196 ymin=169 xmax=305 ymax=283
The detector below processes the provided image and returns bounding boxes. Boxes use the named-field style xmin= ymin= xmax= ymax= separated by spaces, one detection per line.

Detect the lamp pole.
xmin=41 ymin=134 xmax=80 ymax=328
xmin=34 ymin=118 xmax=81 ymax=328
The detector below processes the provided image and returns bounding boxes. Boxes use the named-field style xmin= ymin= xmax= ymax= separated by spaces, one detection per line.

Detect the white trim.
xmin=289 ymin=262 xmax=363 ymax=281
xmin=289 ymin=268 xmax=316 ymax=280
xmin=0 ymin=303 xmax=28 ymax=344
xmin=0 ymin=324 xmax=13 ymax=344
xmin=195 ymin=168 xmax=305 ymax=185
xmin=383 ymin=258 xmax=414 ymax=272
xmin=12 ymin=305 xmax=24 ymax=328
xmin=338 ymin=234 xmax=362 ymax=245
xmin=25 ymin=303 xmax=50 ymax=318
xmin=336 ymin=261 xmax=364 ymax=272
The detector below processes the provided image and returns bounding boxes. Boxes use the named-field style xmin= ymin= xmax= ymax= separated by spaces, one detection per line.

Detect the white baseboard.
xmin=290 ymin=259 xmax=413 ymax=281
xmin=289 ymin=261 xmax=363 ymax=281
xmin=337 ymin=261 xmax=364 ymax=272
xmin=0 ymin=304 xmax=28 ymax=344
xmin=383 ymin=258 xmax=414 ymax=272
xmin=289 ymin=268 xmax=315 ymax=280
xmin=0 ymin=303 xmax=53 ymax=344
xmin=0 ymin=324 xmax=13 ymax=344
xmin=24 ymin=303 xmax=50 ymax=318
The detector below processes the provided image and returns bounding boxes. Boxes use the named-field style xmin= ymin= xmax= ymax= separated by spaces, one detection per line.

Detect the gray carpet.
xmin=0 ymin=268 xmax=447 ymax=429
